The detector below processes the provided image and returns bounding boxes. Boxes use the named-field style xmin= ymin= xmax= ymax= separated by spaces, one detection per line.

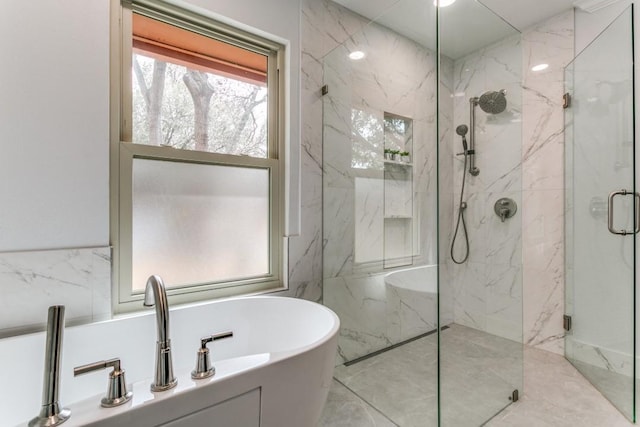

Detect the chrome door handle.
xmin=636 ymin=192 xmax=639 ymax=234
xmin=607 ymin=189 xmax=640 ymax=235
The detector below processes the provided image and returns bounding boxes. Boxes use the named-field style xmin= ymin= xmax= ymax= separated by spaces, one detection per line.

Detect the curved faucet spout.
xmin=143 ymin=275 xmax=177 ymax=391
xmin=144 ymin=275 xmax=170 ymax=344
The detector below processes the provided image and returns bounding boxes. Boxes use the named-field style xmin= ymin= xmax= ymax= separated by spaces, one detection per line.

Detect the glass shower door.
xmin=564 ymin=6 xmax=636 ymax=421
xmin=438 ymin=1 xmax=523 ymax=425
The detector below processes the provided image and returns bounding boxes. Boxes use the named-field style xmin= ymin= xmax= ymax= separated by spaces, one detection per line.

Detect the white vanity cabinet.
xmin=160 ymin=388 xmax=261 ymax=427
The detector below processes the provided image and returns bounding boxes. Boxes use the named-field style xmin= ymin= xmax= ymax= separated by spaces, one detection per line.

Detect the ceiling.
xmin=480 ymin=0 xmax=575 ymax=31
xmin=333 ymin=0 xmax=576 ymax=59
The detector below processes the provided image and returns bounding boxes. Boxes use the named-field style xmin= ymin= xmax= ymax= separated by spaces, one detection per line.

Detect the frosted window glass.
xmin=131 ymin=159 xmax=270 ymax=291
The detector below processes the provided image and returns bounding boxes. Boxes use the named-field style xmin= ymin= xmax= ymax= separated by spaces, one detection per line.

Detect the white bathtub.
xmin=385 ymin=265 xmax=438 ymax=341
xmin=2 ymin=296 xmax=339 ymax=427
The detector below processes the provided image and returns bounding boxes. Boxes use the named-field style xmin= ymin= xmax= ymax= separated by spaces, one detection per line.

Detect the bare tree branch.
xmin=183 ymin=70 xmax=214 ymax=151
xmin=133 ymin=57 xmax=167 ymax=145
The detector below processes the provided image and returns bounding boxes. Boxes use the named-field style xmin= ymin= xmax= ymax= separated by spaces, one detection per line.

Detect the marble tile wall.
xmin=314 ymin=3 xmax=574 ymax=362
xmin=0 ymin=247 xmax=111 ymax=337
xmin=322 ymin=21 xmax=437 ymax=275
xmin=284 ymin=0 xmax=327 ymax=303
xmin=315 ymin=0 xmax=439 ymax=363
xmin=440 ymin=10 xmax=574 ymax=353
xmin=447 ymin=33 xmax=524 ymax=343
xmin=522 ymin=10 xmax=574 ymax=354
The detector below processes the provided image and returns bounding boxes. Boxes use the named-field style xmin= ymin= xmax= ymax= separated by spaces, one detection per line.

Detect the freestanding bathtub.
xmin=385 ymin=265 xmax=438 ymax=341
xmin=2 ymin=296 xmax=339 ymax=427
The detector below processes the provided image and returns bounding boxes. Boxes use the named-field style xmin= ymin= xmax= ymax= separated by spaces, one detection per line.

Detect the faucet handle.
xmin=74 ymin=358 xmax=133 ymax=408
xmin=191 ymin=332 xmax=234 ymax=380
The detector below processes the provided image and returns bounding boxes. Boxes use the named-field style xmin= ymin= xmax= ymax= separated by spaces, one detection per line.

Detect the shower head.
xmin=478 ymin=90 xmax=507 ymax=114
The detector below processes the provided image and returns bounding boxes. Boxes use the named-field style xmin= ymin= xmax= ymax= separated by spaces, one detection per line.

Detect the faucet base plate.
xmin=150 ymin=378 xmax=178 ymax=392
xmin=191 ymin=367 xmax=215 ymax=380
xmin=102 ymin=391 xmax=134 ymax=408
xmin=28 ymin=408 xmax=71 ymax=427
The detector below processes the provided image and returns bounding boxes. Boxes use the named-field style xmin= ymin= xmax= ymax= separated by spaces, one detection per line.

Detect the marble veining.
xmin=445 ymin=30 xmax=524 ymax=343
xmin=319 ymin=0 xmax=438 ymax=362
xmin=521 ymin=10 xmax=574 ymax=355
xmin=0 ymin=246 xmax=111 ymax=336
xmin=439 ymin=10 xmax=574 ymax=354
xmin=325 ymin=268 xmax=439 ymax=364
xmin=313 ymin=0 xmax=573 ymax=374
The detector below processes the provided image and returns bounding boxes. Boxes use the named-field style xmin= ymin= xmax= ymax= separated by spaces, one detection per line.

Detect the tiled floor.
xmin=488 ymin=348 xmax=633 ymax=427
xmin=318 ymin=324 xmax=634 ymax=426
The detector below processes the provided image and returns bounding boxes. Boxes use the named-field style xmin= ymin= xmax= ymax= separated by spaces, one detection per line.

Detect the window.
xmin=112 ymin=0 xmax=285 ymax=312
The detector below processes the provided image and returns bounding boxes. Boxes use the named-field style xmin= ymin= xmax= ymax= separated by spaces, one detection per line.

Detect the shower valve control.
xmin=494 ymin=198 xmax=517 ymax=223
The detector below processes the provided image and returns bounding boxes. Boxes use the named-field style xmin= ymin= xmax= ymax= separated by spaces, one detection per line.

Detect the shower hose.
xmin=450 ymin=152 xmax=470 ymax=264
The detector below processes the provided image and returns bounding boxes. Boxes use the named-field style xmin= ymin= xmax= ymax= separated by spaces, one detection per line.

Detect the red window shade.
xmin=132 ymin=13 xmax=268 ymax=85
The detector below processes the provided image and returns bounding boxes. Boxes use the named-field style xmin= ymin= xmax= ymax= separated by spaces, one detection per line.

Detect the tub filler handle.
xmin=73 ymin=358 xmax=133 ymax=408
xmin=191 ymin=331 xmax=234 ymax=380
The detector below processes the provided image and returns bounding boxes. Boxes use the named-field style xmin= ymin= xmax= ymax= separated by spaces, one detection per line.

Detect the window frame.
xmin=111 ymin=0 xmax=286 ymax=314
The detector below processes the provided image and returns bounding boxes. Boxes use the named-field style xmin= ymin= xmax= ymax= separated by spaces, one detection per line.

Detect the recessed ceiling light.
xmin=531 ymin=63 xmax=549 ymax=72
xmin=434 ymin=0 xmax=456 ymax=7
xmin=348 ymin=51 xmax=366 ymax=60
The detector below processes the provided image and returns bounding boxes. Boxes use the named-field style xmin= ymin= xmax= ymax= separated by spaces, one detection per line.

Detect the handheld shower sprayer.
xmin=456 ymin=124 xmax=469 ymax=152
xmin=451 ymin=123 xmax=471 ymax=265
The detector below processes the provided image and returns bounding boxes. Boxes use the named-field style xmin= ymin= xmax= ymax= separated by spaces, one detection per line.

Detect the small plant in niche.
xmin=384 ymin=148 xmax=402 ymax=161
xmin=401 ymin=151 xmax=410 ymax=162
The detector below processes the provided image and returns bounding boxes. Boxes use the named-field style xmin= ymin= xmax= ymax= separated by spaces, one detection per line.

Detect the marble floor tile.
xmin=440 ymin=325 xmax=522 ymax=426
xmin=570 ymin=359 xmax=633 ymax=420
xmin=318 ymin=379 xmax=397 ymax=427
xmin=330 ymin=325 xmax=519 ymax=426
xmin=333 ymin=332 xmax=438 ymax=427
xmin=487 ymin=347 xmax=634 ymax=427
xmin=321 ymin=324 xmax=634 ymax=427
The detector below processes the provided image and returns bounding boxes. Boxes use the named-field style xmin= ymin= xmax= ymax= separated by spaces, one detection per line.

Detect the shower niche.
xmin=382 ymin=112 xmax=414 ymax=268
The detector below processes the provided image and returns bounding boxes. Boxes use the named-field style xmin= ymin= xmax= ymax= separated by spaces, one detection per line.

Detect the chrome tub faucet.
xmin=143 ymin=275 xmax=177 ymax=392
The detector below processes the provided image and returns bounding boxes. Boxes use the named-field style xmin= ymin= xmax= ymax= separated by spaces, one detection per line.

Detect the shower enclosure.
xmin=322 ymin=1 xmax=440 ymax=423
xmin=564 ymin=6 xmax=636 ymax=422
xmin=321 ymin=0 xmax=522 ymax=425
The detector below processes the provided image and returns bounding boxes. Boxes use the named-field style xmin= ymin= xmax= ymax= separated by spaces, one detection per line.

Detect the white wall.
xmin=0 ymin=0 xmax=321 ymax=335
xmin=0 ymin=0 xmax=301 ymax=253
xmin=0 ymin=0 xmax=110 ymax=251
